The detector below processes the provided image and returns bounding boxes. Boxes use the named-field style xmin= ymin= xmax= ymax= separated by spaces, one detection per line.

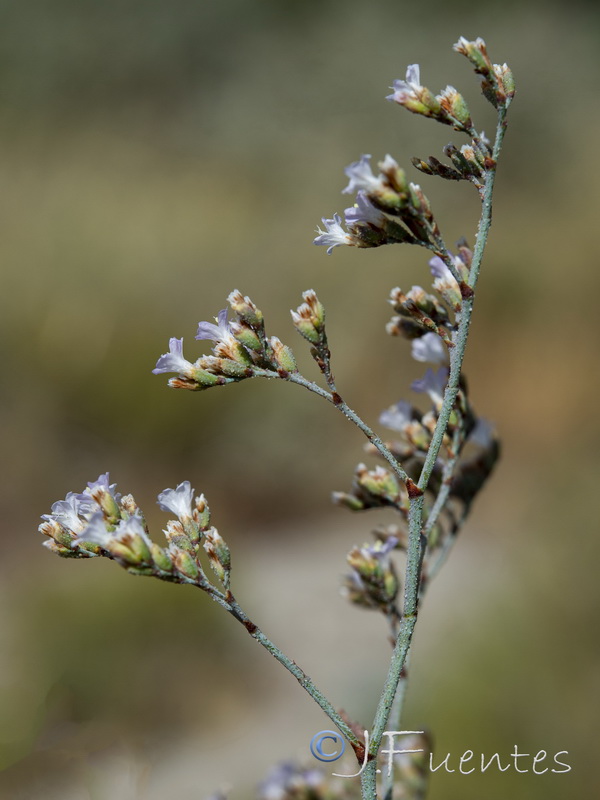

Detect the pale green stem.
xmin=425 ymin=504 xmax=471 ymax=584
xmin=381 ymin=653 xmax=411 ymax=799
xmin=423 ymin=426 xmax=463 ymax=538
xmin=361 ymin=106 xmax=508 ymax=799
xmin=204 ymin=588 xmax=362 ymax=752
xmin=255 ymin=369 xmax=410 ymax=484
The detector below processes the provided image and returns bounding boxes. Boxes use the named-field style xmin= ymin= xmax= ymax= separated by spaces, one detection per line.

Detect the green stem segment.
xmin=220 ymin=593 xmax=363 ymax=753
xmin=361 ymin=106 xmax=508 ymax=798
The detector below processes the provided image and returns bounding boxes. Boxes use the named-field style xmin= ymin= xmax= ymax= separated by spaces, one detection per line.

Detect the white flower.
xmin=411 ymin=332 xmax=447 ymax=364
xmin=411 ymin=367 xmax=448 ymax=406
xmin=386 ymin=64 xmax=423 ymax=103
xmin=469 ymin=418 xmax=495 ymax=448
xmin=42 ymin=492 xmax=90 ymax=535
xmin=313 ymin=213 xmax=353 ymax=254
xmin=75 ymin=512 xmax=114 ymax=547
xmin=76 ymin=513 xmax=152 ymax=551
xmin=157 ymin=480 xmax=195 ymax=520
xmin=153 ymin=337 xmax=197 ymax=378
xmin=379 ymin=401 xmax=413 ymax=432
xmin=195 ymin=308 xmax=233 ymax=343
xmin=344 ymin=191 xmax=387 ymax=227
xmin=342 ymin=154 xmax=382 ymax=195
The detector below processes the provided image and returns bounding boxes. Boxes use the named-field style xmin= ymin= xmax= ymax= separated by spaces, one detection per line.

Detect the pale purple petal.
xmin=344 ymin=191 xmax=386 ymax=227
xmin=153 ymin=337 xmax=196 ymax=377
xmin=469 ymin=418 xmax=495 ymax=448
xmin=313 ymin=213 xmax=352 ymax=255
xmin=406 ymin=63 xmax=421 ymax=87
xmin=157 ymin=480 xmax=195 ymax=520
xmin=76 ymin=472 xmax=121 ymax=505
xmin=42 ymin=493 xmax=89 ymax=534
xmin=196 ymin=309 xmax=231 ymax=342
xmin=387 ymin=64 xmax=422 ymax=101
xmin=429 ymin=255 xmax=459 ymax=286
xmin=379 ymin=401 xmax=414 ymax=432
xmin=411 ymin=367 xmax=448 ymax=405
xmin=75 ymin=512 xmax=112 ymax=546
xmin=342 ymin=154 xmax=380 ymax=195
xmin=365 ymin=536 xmax=398 ymax=559
xmin=117 ymin=515 xmax=153 ymax=548
xmin=411 ymin=332 xmax=447 ymax=364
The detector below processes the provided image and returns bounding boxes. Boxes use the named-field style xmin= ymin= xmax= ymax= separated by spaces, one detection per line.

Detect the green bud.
xmin=356 ymin=464 xmax=401 ymax=506
xmin=203 ymin=528 xmax=231 ymax=587
xmin=200 ymin=356 xmax=250 ymax=379
xmin=331 ymin=491 xmax=365 ymax=511
xmin=39 ymin=520 xmax=74 ymax=549
xmin=230 ymin=321 xmax=263 ymax=352
xmin=269 ymin=336 xmax=297 ymax=373
xmin=190 ymin=367 xmax=228 ymax=387
xmin=170 ymin=546 xmax=200 ymax=581
xmin=194 ymin=494 xmax=211 ymax=531
xmin=151 ymin=543 xmax=173 ymax=573
xmin=227 ymin=289 xmax=264 ymax=329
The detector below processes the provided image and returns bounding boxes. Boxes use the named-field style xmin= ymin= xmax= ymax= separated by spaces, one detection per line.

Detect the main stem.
xmin=361 ymin=106 xmax=508 ymax=799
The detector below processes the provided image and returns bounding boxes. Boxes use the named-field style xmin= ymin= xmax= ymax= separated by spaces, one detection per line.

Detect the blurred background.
xmin=0 ymin=0 xmax=598 ymax=798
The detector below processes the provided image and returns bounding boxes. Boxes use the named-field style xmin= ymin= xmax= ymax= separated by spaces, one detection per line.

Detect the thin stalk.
xmin=381 ymin=654 xmax=411 ymax=800
xmin=255 ymin=369 xmax=410 ymax=484
xmin=361 ymin=107 xmax=508 ymax=799
xmin=423 ymin=426 xmax=463 ymax=537
xmin=216 ymin=593 xmax=363 ymax=753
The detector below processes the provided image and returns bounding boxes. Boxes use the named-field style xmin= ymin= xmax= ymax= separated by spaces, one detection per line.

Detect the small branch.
xmin=221 ymin=593 xmax=364 ymax=755
xmin=254 ymin=369 xmax=410 ymax=485
xmin=424 ymin=503 xmax=471 ymax=584
xmin=423 ymin=425 xmax=463 ymax=538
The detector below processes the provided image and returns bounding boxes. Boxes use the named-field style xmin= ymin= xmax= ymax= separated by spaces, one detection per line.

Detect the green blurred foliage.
xmin=0 ymin=0 xmax=599 ymax=798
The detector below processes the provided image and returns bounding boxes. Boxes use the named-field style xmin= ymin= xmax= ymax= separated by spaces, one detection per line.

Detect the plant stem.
xmin=255 ymin=369 xmax=410 ymax=484
xmin=423 ymin=426 xmax=463 ymax=538
xmin=360 ymin=107 xmax=508 ymax=799
xmin=221 ymin=593 xmax=363 ymax=754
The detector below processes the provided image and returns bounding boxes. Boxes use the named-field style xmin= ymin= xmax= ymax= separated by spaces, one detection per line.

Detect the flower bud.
xmin=331 ymin=491 xmax=365 ymax=511
xmin=151 ymin=543 xmax=174 ymax=574
xmin=227 ymin=290 xmax=264 ymax=329
xmin=193 ymin=494 xmax=211 ymax=531
xmin=269 ymin=336 xmax=297 ymax=373
xmin=437 ymin=86 xmax=473 ymax=130
xmin=229 ymin=321 xmax=263 ymax=352
xmin=203 ymin=528 xmax=231 ymax=587
xmin=169 ymin=545 xmax=200 ymax=581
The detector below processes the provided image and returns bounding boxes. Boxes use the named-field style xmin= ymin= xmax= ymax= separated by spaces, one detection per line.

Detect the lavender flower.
xmin=344 ymin=190 xmax=387 ymax=227
xmin=74 ymin=511 xmax=116 ymax=547
xmin=469 ymin=417 xmax=495 ymax=448
xmin=412 ymin=367 xmax=448 ymax=406
xmin=153 ymin=337 xmax=197 ymax=378
xmin=258 ymin=762 xmax=323 ymax=800
xmin=76 ymin=514 xmax=153 ymax=560
xmin=386 ymin=64 xmax=423 ymax=103
xmin=76 ymin=472 xmax=121 ymax=518
xmin=379 ymin=400 xmax=414 ymax=433
xmin=313 ymin=213 xmax=353 ymax=254
xmin=42 ymin=492 xmax=91 ymax=535
xmin=411 ymin=332 xmax=447 ymax=364
xmin=364 ymin=535 xmax=399 ymax=559
xmin=157 ymin=480 xmax=195 ymax=521
xmin=429 ymin=255 xmax=461 ymax=285
xmin=342 ymin=153 xmax=384 ymax=195
xmin=195 ymin=308 xmax=233 ymax=343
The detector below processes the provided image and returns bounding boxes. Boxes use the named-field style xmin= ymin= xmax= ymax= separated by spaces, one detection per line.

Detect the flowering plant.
xmin=38 ymin=36 xmax=514 ymax=800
